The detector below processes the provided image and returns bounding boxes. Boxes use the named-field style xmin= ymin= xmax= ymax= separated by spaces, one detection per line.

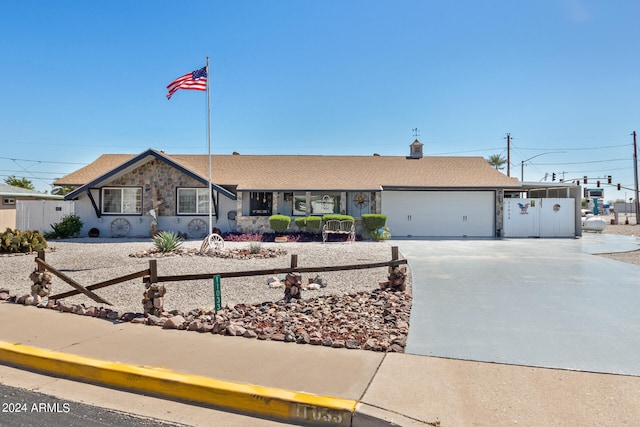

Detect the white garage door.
xmin=381 ymin=191 xmax=495 ymax=237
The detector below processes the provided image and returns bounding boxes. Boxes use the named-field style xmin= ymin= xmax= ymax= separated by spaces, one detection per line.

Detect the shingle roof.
xmin=55 ymin=150 xmax=521 ymax=192
xmin=0 ymin=183 xmax=63 ymax=199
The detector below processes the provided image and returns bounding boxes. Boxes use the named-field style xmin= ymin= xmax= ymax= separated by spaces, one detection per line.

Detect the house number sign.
xmin=213 ymin=275 xmax=222 ymax=312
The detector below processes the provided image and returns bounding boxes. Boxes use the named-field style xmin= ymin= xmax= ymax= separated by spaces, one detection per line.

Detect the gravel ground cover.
xmin=596 ymin=222 xmax=640 ymax=265
xmin=0 ymin=239 xmax=404 ymax=315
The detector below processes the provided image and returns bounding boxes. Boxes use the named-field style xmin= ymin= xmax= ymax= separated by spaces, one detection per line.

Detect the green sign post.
xmin=213 ymin=275 xmax=222 ymax=312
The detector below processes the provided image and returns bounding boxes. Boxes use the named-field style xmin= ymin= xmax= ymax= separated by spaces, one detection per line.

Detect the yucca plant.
xmin=153 ymin=231 xmax=183 ymax=253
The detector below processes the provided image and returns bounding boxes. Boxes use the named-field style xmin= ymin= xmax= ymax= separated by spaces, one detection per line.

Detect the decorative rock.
xmin=163 ymin=315 xmax=186 ymax=329
xmin=321 ymin=337 xmax=333 ymax=346
xmin=387 ymin=343 xmax=404 ymax=353
xmin=243 ymin=329 xmax=258 ymax=339
xmin=296 ymin=331 xmax=310 ymax=344
xmin=0 ymin=291 xmax=10 ymax=300
xmin=187 ymin=320 xmax=203 ymax=331
xmin=345 ymin=339 xmax=361 ymax=350
xmin=121 ymin=312 xmax=139 ymax=322
xmin=131 ymin=316 xmax=147 ymax=324
xmin=284 ymin=330 xmax=296 ymax=342
xmin=226 ymin=323 xmax=247 ymax=336
xmin=331 ymin=340 xmax=345 ymax=349
xmin=57 ymin=301 xmax=74 ymax=313
xmin=146 ymin=314 xmax=163 ymax=326
xmin=271 ymin=333 xmax=286 ymax=341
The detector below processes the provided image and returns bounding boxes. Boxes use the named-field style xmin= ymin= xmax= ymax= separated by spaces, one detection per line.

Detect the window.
xmin=177 ymin=188 xmax=210 ymax=214
xmin=249 ymin=192 xmax=272 ymax=216
xmin=292 ymin=192 xmax=341 ymax=215
xmin=102 ymin=187 xmax=142 ymax=214
xmin=310 ymin=193 xmax=340 ymax=214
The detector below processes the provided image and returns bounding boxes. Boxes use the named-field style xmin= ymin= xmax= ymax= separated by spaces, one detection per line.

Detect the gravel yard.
xmin=0 ymin=239 xmax=405 ymax=315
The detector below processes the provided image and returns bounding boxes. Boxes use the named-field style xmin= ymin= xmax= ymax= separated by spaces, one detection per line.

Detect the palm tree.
xmin=486 ymin=154 xmax=507 ymax=170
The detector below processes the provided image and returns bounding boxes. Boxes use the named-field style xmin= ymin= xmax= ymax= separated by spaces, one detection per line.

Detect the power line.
xmin=514 ymin=143 xmax=630 ymax=151
xmin=534 ymin=158 xmax=629 ymax=165
xmin=0 ymin=156 xmax=88 ymax=165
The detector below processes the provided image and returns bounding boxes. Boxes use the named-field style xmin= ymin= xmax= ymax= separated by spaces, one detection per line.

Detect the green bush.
xmin=322 ymin=214 xmax=354 ymax=222
xmin=370 ymin=226 xmax=391 ymax=241
xmin=362 ymin=214 xmax=387 ymax=232
xmin=294 ymin=217 xmax=307 ymax=230
xmin=153 ymin=231 xmax=183 ymax=253
xmin=305 ymin=216 xmax=323 ymax=231
xmin=44 ymin=214 xmax=83 ymax=239
xmin=0 ymin=228 xmax=47 ymax=253
xmin=269 ymin=215 xmax=291 ymax=233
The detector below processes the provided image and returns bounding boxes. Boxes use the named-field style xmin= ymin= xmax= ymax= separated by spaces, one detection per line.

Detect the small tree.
xmin=5 ymin=176 xmax=34 ymax=190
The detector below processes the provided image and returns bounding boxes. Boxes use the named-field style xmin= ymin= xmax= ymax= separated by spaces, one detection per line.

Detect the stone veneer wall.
xmin=108 ymin=159 xmax=204 ymax=216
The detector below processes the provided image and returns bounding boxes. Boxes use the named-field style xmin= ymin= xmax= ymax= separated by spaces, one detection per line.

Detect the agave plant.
xmin=153 ymin=231 xmax=183 ymax=253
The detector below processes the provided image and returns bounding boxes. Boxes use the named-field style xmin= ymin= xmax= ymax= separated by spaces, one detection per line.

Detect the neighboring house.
xmin=0 ymin=184 xmax=64 ymax=230
xmin=54 ymin=140 xmax=529 ymax=238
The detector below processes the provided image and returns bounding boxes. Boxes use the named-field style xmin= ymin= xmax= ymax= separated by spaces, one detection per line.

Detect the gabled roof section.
xmin=56 ymin=150 xmax=521 ymax=194
xmin=59 ymin=149 xmax=236 ymax=200
xmin=0 ymin=183 xmax=63 ymax=199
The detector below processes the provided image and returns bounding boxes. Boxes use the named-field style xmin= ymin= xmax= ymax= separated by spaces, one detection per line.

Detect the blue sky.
xmin=1 ymin=1 xmax=639 ymax=202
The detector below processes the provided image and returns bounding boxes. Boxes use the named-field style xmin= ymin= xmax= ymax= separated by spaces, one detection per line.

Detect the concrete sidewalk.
xmin=1 ymin=301 xmax=640 ymax=426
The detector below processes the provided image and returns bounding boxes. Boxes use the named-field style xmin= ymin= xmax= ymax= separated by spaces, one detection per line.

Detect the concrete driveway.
xmin=395 ymin=234 xmax=640 ymax=376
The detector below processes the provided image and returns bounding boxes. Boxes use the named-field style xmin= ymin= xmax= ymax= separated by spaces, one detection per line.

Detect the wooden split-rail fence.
xmin=34 ymin=246 xmax=407 ymax=306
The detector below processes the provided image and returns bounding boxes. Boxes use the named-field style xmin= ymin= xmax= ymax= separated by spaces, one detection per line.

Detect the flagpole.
xmin=206 ymin=56 xmax=212 ymax=235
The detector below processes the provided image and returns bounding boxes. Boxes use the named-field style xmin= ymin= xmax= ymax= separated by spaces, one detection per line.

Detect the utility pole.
xmin=505 ymin=133 xmax=511 ymax=177
xmin=633 ymin=131 xmax=640 ymax=224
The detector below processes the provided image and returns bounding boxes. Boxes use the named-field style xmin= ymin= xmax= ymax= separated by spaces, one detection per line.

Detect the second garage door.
xmin=381 ymin=191 xmax=495 ymax=237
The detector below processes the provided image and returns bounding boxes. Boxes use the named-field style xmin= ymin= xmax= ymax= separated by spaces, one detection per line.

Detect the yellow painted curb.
xmin=0 ymin=341 xmax=356 ymax=426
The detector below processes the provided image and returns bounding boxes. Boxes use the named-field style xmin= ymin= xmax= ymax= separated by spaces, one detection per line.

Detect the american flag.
xmin=166 ymin=66 xmax=207 ymax=100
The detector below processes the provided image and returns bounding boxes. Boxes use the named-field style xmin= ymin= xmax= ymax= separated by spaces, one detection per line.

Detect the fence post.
xmin=149 ymin=259 xmax=158 ymax=284
xmin=37 ymin=250 xmax=45 ymax=273
xmin=290 ymin=254 xmax=298 ymax=269
xmin=391 ymin=246 xmax=399 ymax=261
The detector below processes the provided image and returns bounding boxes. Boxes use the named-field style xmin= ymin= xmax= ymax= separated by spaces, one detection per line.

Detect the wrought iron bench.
xmin=322 ymin=219 xmax=355 ymax=243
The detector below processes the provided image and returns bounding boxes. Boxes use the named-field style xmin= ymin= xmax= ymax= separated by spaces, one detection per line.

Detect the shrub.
xmin=44 ymin=214 xmax=83 ymax=239
xmin=269 ymin=214 xmax=291 ymax=233
xmin=153 ymin=231 xmax=183 ymax=253
xmin=305 ymin=216 xmax=323 ymax=232
xmin=0 ymin=228 xmax=48 ymax=253
xmin=322 ymin=214 xmax=354 ymax=222
xmin=370 ymin=226 xmax=391 ymax=241
xmin=249 ymin=242 xmax=262 ymax=254
xmin=294 ymin=217 xmax=307 ymax=230
xmin=362 ymin=214 xmax=388 ymax=233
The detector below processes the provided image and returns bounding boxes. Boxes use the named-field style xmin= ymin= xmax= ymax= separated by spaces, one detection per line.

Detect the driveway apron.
xmin=395 ymin=235 xmax=640 ymax=376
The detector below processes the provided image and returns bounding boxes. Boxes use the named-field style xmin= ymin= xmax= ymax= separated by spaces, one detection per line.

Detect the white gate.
xmin=16 ymin=200 xmax=75 ymax=232
xmin=504 ymin=198 xmax=575 ymax=237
